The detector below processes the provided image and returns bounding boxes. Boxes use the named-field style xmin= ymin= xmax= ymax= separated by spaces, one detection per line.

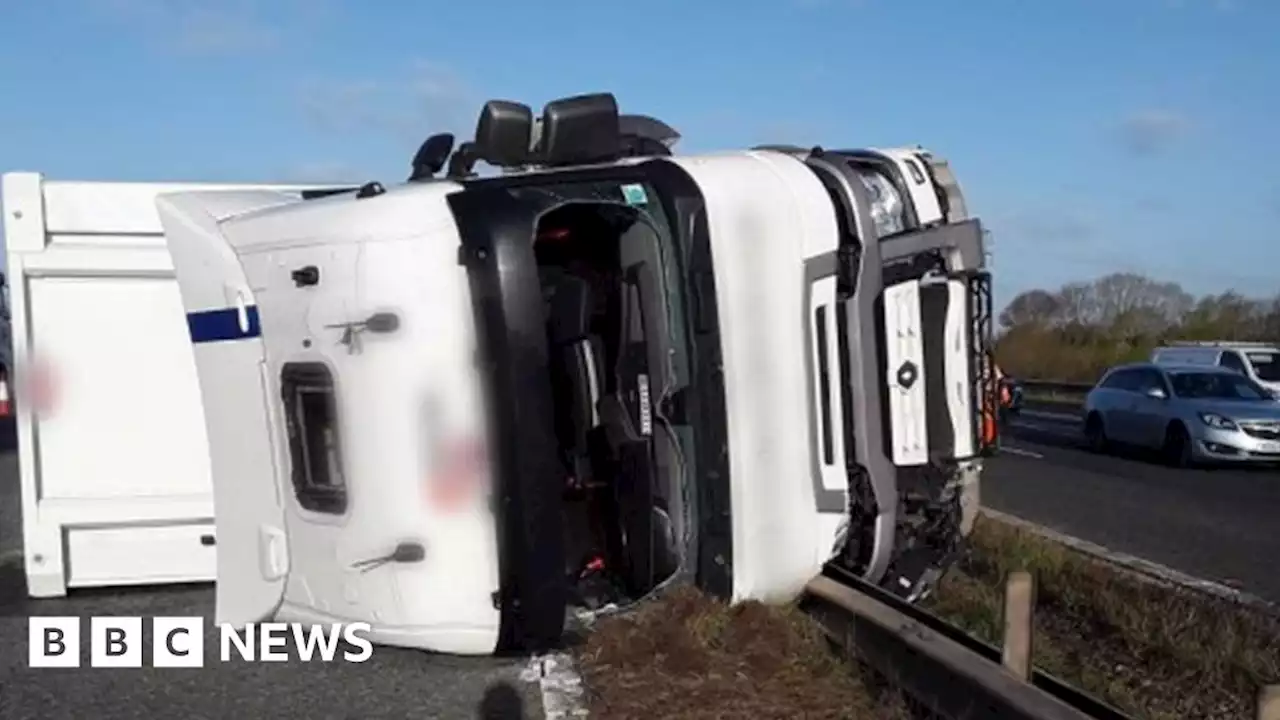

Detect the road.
xmin=985 ymin=403 xmax=1280 ymax=604
xmin=0 ymin=421 xmax=547 ymax=720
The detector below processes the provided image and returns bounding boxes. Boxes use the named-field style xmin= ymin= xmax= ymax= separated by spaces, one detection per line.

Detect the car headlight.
xmin=1199 ymin=412 xmax=1238 ymax=430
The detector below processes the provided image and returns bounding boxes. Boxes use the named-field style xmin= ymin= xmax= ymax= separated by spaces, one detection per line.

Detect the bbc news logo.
xmin=29 ymin=617 xmax=374 ymax=667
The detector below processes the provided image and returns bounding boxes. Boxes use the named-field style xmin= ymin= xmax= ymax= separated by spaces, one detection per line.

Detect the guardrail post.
xmin=1259 ymin=685 xmax=1280 ymax=720
xmin=1001 ymin=570 xmax=1035 ymax=681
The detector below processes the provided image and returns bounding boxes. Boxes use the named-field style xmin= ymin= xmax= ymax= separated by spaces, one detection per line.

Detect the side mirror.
xmin=474 ymin=100 xmax=533 ymax=168
xmin=408 ymin=132 xmax=455 ymax=181
xmin=1146 ymin=386 xmax=1167 ymax=400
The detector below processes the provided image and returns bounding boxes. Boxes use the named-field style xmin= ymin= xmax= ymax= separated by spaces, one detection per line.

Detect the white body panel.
xmin=1 ymin=172 xmax=341 ymax=597
xmin=669 ymin=151 xmax=846 ymax=605
xmin=941 ymin=279 xmax=976 ymax=459
xmin=156 ymin=191 xmax=296 ymax=626
xmin=1151 ymin=347 xmax=1221 ymax=367
xmin=882 ymin=276 xmax=977 ymax=465
xmin=158 ymin=181 xmax=502 ymax=655
xmin=883 ymin=281 xmax=928 ymax=466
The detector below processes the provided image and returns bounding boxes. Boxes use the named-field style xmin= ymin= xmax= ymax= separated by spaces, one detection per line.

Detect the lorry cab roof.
xmin=213 ymin=179 xmax=466 ymax=253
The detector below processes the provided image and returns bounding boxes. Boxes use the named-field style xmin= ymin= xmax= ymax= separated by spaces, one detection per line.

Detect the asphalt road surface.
xmin=0 ymin=420 xmax=547 ymax=720
xmin=986 ymin=402 xmax=1280 ymax=604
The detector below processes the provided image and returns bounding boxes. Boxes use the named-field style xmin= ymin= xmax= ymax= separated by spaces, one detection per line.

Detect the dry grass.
xmin=1020 ymin=389 xmax=1087 ymax=406
xmin=575 ymin=585 xmax=911 ymax=720
xmin=926 ymin=516 xmax=1280 ymax=720
xmin=573 ymin=515 xmax=1278 ymax=719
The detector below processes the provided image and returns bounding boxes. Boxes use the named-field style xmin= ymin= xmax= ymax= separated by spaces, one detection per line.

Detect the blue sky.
xmin=2 ymin=0 xmax=1278 ymax=306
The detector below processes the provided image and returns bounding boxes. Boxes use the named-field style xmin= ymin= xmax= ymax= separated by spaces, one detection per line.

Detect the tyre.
xmin=1163 ymin=423 xmax=1194 ymax=468
xmin=1084 ymin=413 xmax=1108 ymax=453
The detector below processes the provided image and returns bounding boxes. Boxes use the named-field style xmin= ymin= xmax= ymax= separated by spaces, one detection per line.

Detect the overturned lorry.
xmin=8 ymin=91 xmax=997 ymax=655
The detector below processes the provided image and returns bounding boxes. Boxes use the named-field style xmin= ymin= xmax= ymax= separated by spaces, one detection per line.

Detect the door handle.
xmin=235 ymin=292 xmax=251 ymax=334
xmin=259 ymin=526 xmax=288 ymax=580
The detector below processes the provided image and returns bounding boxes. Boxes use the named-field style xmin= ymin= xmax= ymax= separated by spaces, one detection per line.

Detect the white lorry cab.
xmin=10 ymin=92 xmax=998 ymax=656
xmin=1152 ymin=342 xmax=1280 ymax=396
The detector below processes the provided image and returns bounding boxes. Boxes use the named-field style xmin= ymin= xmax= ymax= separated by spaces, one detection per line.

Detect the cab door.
xmin=156 ymin=192 xmax=290 ymax=626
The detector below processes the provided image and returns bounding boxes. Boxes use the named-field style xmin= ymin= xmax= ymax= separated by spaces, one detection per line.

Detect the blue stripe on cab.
xmin=187 ymin=306 xmax=262 ymax=343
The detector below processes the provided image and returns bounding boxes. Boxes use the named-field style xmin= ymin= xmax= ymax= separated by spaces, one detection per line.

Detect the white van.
xmin=1151 ymin=342 xmax=1280 ymax=395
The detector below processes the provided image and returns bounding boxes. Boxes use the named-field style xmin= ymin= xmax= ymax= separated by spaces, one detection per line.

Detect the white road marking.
xmin=522 ymin=651 xmax=590 ymax=719
xmin=979 ymin=508 xmax=1276 ymax=615
xmin=999 ymin=446 xmax=1044 ymax=459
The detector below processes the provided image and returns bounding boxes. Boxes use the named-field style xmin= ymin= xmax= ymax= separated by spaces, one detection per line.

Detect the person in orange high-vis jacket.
xmin=979 ymin=362 xmax=1007 ymax=447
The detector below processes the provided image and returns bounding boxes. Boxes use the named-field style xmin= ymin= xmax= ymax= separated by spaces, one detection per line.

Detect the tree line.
xmin=994 ymin=272 xmax=1280 ymax=382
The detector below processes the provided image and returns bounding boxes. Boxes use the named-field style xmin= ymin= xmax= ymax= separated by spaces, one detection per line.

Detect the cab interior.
xmin=532 ymin=201 xmax=684 ymax=613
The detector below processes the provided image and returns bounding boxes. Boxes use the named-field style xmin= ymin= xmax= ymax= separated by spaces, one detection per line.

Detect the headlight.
xmin=1199 ymin=412 xmax=1237 ymax=430
xmin=856 ymin=169 xmax=907 ymax=237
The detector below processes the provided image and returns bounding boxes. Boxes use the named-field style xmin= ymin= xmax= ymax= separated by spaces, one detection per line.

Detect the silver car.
xmin=1083 ymin=362 xmax=1280 ymax=467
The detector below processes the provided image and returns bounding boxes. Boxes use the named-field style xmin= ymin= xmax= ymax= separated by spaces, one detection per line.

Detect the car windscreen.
xmin=1245 ymin=351 xmax=1280 ymax=382
xmin=1169 ymin=371 xmax=1271 ymax=400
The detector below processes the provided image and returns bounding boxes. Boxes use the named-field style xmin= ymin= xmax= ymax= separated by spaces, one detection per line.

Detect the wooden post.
xmin=1001 ymin=570 xmax=1035 ymax=681
xmin=1259 ymin=685 xmax=1280 ymax=720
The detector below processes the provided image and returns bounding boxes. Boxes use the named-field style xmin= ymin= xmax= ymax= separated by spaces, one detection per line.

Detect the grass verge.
xmin=575 ymin=585 xmax=911 ymax=719
xmin=1021 ymin=390 xmax=1087 ymax=407
xmin=925 ymin=516 xmax=1280 ymax=720
xmin=574 ymin=514 xmax=1277 ymax=719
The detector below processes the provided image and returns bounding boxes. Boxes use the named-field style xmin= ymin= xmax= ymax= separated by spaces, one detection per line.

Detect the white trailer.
xmin=1 ymin=173 xmax=346 ymax=596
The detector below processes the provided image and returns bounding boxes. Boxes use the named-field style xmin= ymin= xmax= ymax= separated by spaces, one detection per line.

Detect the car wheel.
xmin=1085 ymin=413 xmax=1108 ymax=453
xmin=1163 ymin=423 xmax=1194 ymax=468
